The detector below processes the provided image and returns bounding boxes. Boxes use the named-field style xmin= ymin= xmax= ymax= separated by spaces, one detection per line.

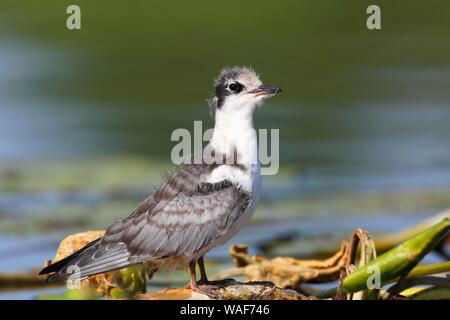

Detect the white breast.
xmin=195 ymin=99 xmax=262 ymax=257
xmin=218 ymin=168 xmax=261 ymax=242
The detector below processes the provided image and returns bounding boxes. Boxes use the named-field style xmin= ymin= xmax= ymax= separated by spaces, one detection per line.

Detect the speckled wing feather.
xmin=104 ymin=180 xmax=250 ymax=260
xmin=41 ymin=163 xmax=251 ymax=282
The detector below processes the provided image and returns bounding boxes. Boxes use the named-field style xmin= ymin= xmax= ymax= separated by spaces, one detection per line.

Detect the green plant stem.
xmin=315 ymin=260 xmax=450 ymax=299
xmin=408 ymin=261 xmax=450 ymax=277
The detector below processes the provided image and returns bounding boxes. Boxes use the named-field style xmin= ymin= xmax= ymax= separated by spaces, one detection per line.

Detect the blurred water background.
xmin=0 ymin=1 xmax=449 ymax=299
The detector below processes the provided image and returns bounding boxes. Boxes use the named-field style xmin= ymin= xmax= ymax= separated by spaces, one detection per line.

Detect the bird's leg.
xmin=187 ymin=259 xmax=222 ymax=298
xmin=193 ymin=256 xmax=238 ymax=295
xmin=197 ymin=256 xmax=209 ymax=284
xmin=188 ymin=257 xmax=238 ymax=298
xmin=188 ymin=260 xmax=197 ymax=288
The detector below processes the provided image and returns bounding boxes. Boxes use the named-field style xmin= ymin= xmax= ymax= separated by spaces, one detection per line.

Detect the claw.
xmin=190 ymin=282 xmax=222 ymax=299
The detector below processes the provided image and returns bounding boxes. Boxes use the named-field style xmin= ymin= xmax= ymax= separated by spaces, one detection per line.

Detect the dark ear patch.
xmin=214 ymin=81 xmax=245 ymax=109
xmin=212 ymin=67 xmax=250 ymax=109
xmin=214 ymin=80 xmax=229 ymax=109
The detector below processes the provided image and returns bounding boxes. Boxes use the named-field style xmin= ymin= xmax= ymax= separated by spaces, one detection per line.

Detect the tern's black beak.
xmin=249 ymin=85 xmax=283 ymax=96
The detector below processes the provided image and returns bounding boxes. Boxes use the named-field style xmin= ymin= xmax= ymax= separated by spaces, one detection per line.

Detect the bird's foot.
xmin=190 ymin=282 xmax=221 ymax=299
xmin=190 ymin=278 xmax=238 ymax=299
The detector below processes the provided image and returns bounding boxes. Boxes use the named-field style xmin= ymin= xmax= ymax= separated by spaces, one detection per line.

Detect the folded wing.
xmin=40 ymin=164 xmax=250 ymax=282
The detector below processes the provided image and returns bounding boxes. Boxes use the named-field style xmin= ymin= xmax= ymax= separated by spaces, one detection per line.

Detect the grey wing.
xmin=41 ymin=164 xmax=219 ymax=281
xmin=41 ymin=180 xmax=250 ymax=282
xmin=102 ymin=184 xmax=251 ymax=262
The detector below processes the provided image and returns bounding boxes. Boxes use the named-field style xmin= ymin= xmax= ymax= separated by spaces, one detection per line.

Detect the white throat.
xmin=207 ymin=103 xmax=261 ymax=193
xmin=210 ymin=106 xmax=258 ymax=166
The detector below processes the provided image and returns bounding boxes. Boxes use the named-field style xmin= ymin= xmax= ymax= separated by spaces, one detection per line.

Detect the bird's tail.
xmin=39 ymin=238 xmax=134 ymax=283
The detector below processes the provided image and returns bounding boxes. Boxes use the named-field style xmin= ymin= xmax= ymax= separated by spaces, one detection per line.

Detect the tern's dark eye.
xmin=228 ymin=82 xmax=243 ymax=93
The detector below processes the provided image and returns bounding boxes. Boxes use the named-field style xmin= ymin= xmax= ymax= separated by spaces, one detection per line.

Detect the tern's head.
xmin=210 ymin=67 xmax=282 ymax=119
